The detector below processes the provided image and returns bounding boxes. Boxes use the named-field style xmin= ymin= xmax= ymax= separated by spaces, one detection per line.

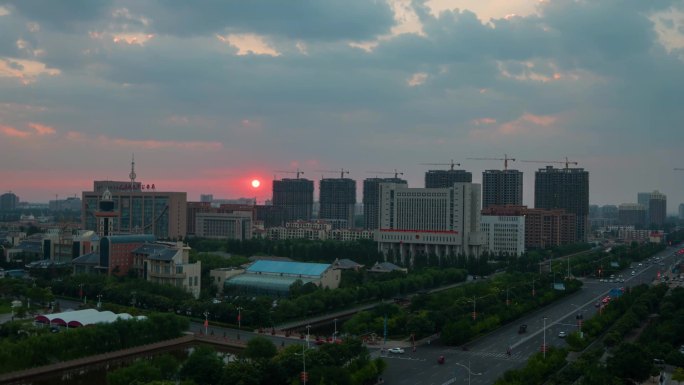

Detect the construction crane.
xmin=366 ymin=169 xmax=404 ymax=178
xmin=420 ymin=160 xmax=461 ymax=170
xmin=315 ymin=168 xmax=350 ymax=178
xmin=274 ymin=169 xmax=305 ymax=179
xmin=466 ymin=154 xmax=516 ymax=170
xmin=520 ymin=156 xmax=578 ymax=169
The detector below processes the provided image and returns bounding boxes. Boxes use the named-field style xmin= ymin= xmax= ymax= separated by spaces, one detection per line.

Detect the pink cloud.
xmin=28 ymin=122 xmax=56 ymax=135
xmin=0 ymin=124 xmax=30 ymax=138
xmin=103 ymin=136 xmax=223 ymax=150
xmin=473 ymin=117 xmax=497 ymax=125
xmin=470 ymin=113 xmax=559 ymax=139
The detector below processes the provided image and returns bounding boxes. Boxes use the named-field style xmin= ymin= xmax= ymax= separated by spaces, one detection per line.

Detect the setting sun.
xmin=251 ymin=179 xmax=261 ymax=188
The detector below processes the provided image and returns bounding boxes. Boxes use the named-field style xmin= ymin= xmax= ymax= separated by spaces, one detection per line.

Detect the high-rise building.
xmin=363 ymin=177 xmax=407 ymax=230
xmin=648 ymin=191 xmax=667 ymax=226
xmin=618 ymin=203 xmax=647 ymax=227
xmin=272 ymin=178 xmax=314 ymax=223
xmin=0 ymin=192 xmax=19 ymax=211
xmin=82 ymin=159 xmax=187 ymax=239
xmin=319 ymin=178 xmax=356 ymax=229
xmin=425 ymin=169 xmax=472 ymax=188
xmin=482 ymin=169 xmax=523 ymax=209
xmin=375 ymin=183 xmax=484 ymax=263
xmin=637 ymin=192 xmax=651 ymax=219
xmin=679 ymin=203 xmax=684 ymax=221
xmin=534 ymin=166 xmax=589 ymax=242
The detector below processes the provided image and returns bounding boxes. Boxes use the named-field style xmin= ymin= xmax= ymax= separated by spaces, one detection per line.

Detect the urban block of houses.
xmin=72 ymin=235 xmax=202 ymax=299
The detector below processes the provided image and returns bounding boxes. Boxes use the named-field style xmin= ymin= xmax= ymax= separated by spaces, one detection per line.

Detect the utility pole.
xmin=543 ymin=317 xmax=548 ymax=359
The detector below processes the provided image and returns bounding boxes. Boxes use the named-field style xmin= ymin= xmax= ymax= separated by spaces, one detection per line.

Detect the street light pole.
xmin=203 ymin=311 xmax=209 ymax=335
xmin=453 ymin=361 xmax=482 ymax=385
xmin=333 ymin=318 xmax=338 ymax=342
xmin=97 ymin=294 xmax=103 ymax=309
xmin=237 ymin=306 xmax=243 ymax=330
xmin=543 ymin=317 xmax=547 ymax=359
xmin=306 ymin=325 xmax=311 ymax=349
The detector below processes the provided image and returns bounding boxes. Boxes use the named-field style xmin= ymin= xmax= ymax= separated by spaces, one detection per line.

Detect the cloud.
xmin=407 ymin=72 xmax=428 ymax=86
xmin=132 ymin=0 xmax=396 ymax=41
xmin=0 ymin=124 xmax=30 ymax=138
xmin=62 ymin=132 xmax=224 ymax=151
xmin=216 ymin=33 xmax=280 ymax=56
xmin=470 ymin=113 xmax=559 ymax=139
xmin=0 ymin=57 xmax=60 ymax=83
xmin=27 ymin=122 xmax=56 ymax=135
xmin=112 ymin=33 xmax=155 ymax=46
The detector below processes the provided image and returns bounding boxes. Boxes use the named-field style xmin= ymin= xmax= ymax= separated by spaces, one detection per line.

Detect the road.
xmin=377 ymin=246 xmax=681 ymax=385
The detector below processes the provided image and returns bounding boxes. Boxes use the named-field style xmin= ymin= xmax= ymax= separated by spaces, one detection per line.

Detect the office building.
xmin=480 ymin=215 xmax=525 ymax=256
xmin=637 ymin=192 xmax=651 ymax=218
xmin=82 ymin=160 xmax=187 ymax=239
xmin=195 ymin=212 xmax=252 ymax=240
xmin=648 ymin=191 xmax=667 ymax=227
xmin=534 ymin=166 xmax=589 ymax=242
xmin=482 ymin=205 xmax=576 ymax=249
xmin=618 ymin=203 xmax=647 ymax=227
xmin=425 ymin=169 xmax=472 ymax=188
xmin=319 ymin=177 xmax=356 ymax=229
xmin=482 ymin=169 xmax=523 ymax=209
xmin=272 ymin=178 xmax=314 ymax=222
xmin=363 ymin=177 xmax=407 ymax=230
xmin=375 ymin=183 xmax=484 ymax=263
xmin=0 ymin=192 xmax=19 ymax=211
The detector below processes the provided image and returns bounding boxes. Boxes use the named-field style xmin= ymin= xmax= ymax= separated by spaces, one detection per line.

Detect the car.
xmin=388 ymin=347 xmax=405 ymax=354
xmin=631 ymin=271 xmax=636 ymax=276
xmin=558 ymin=331 xmax=567 ymax=338
xmin=638 ymin=263 xmax=643 ymax=267
xmin=518 ymin=324 xmax=528 ymax=334
xmin=595 ymin=301 xmax=601 ymax=308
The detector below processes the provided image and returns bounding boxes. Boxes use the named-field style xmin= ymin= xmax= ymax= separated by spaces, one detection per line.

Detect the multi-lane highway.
xmin=378 ymin=246 xmax=681 ymax=385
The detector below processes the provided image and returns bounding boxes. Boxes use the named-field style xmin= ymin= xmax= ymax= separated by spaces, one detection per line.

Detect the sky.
xmin=1 ymin=0 xmax=684 ymax=212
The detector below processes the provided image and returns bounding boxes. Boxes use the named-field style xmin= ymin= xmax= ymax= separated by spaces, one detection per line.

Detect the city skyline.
xmin=1 ymin=1 xmax=683 ymax=207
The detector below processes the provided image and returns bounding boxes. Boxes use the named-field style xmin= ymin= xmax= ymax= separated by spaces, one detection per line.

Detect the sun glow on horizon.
xmin=251 ymin=179 xmax=261 ymax=188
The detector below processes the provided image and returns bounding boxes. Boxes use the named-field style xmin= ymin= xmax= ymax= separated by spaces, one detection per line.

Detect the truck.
xmin=609 ymin=287 xmax=625 ymax=298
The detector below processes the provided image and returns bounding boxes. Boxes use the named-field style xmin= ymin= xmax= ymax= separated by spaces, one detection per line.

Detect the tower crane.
xmin=274 ymin=169 xmax=305 ymax=179
xmin=466 ymin=154 xmax=516 ymax=170
xmin=420 ymin=159 xmax=461 ymax=170
xmin=519 ymin=157 xmax=578 ymax=169
xmin=366 ymin=169 xmax=404 ymax=178
xmin=315 ymin=168 xmax=350 ymax=178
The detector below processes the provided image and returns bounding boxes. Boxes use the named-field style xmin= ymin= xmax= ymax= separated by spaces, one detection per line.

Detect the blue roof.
xmin=247 ymin=260 xmax=330 ymax=277
xmin=72 ymin=252 xmax=100 ymax=265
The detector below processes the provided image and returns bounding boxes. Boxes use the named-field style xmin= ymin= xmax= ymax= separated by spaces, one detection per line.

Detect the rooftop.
xmin=247 ymin=260 xmax=330 ymax=277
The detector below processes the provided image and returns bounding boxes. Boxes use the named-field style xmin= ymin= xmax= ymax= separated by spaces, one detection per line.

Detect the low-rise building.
xmin=224 ymin=260 xmax=340 ymax=297
xmin=480 ymin=215 xmax=525 ymax=256
xmin=210 ymin=267 xmax=245 ymax=294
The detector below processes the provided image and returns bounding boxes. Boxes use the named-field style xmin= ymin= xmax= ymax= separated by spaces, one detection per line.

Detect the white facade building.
xmin=374 ymin=183 xmax=484 ymax=264
xmin=195 ymin=212 xmax=252 ymax=240
xmin=480 ymin=215 xmax=525 ymax=257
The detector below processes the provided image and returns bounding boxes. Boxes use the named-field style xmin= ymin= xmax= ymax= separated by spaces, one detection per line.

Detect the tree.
xmin=179 ymin=346 xmax=224 ymax=385
xmin=673 ymin=367 xmax=684 ymax=385
xmin=108 ymin=360 xmax=162 ymax=385
xmin=607 ymin=343 xmax=653 ymax=383
xmin=243 ymin=336 xmax=277 ymax=361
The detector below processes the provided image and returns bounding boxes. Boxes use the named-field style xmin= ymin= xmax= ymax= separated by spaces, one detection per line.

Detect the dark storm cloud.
xmin=125 ymin=0 xmax=395 ymax=41
xmin=1 ymin=0 xmax=110 ymax=33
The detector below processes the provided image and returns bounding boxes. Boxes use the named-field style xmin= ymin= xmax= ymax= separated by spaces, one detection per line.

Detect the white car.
xmin=558 ymin=331 xmax=567 ymax=338
xmin=388 ymin=347 xmax=405 ymax=354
